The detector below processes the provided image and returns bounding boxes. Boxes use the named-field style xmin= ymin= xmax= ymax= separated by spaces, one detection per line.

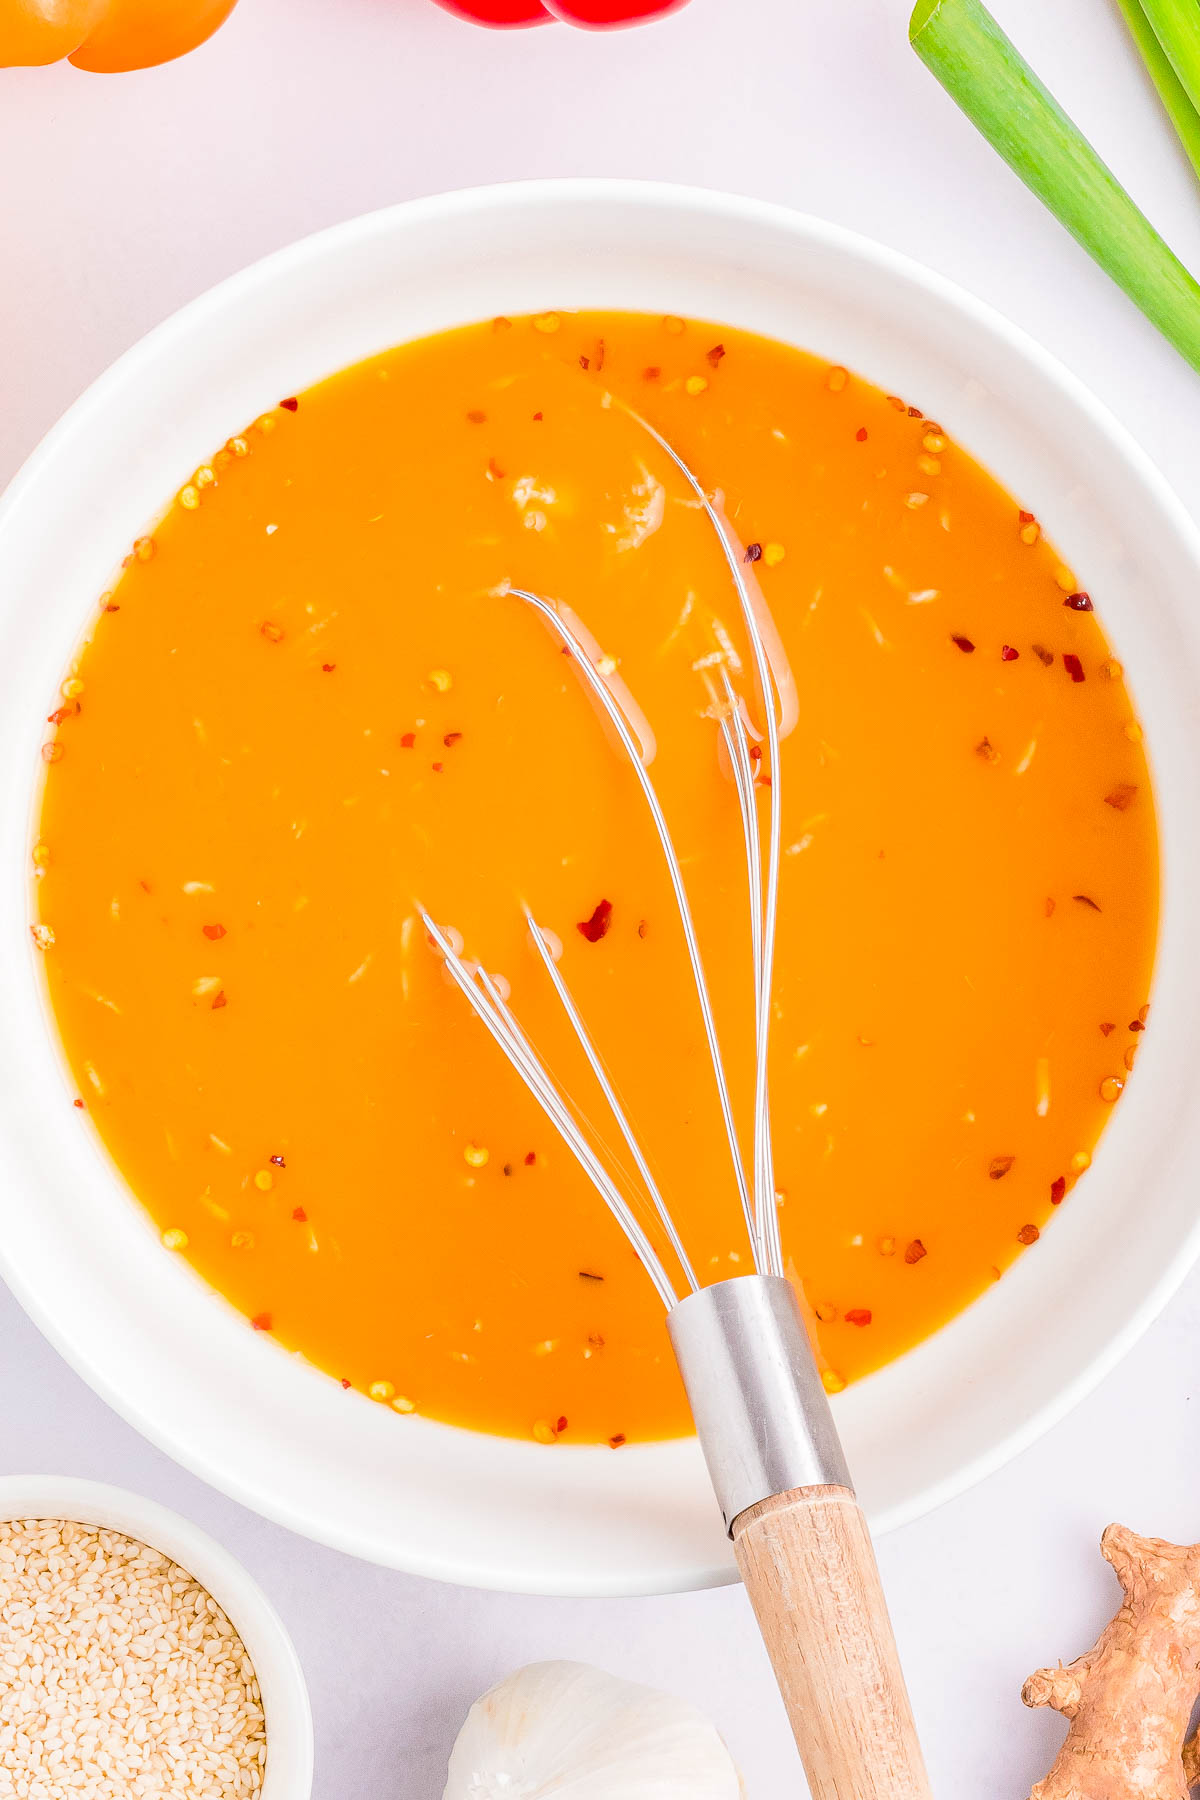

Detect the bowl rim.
xmin=0 ymin=1474 xmax=313 ymax=1798
xmin=3 ymin=176 xmax=1200 ymax=1595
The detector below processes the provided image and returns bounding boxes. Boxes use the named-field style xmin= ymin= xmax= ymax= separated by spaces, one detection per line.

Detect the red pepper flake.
xmin=1063 ymin=653 xmax=1085 ymax=683
xmin=73 ymin=1097 xmax=85 ymax=1110
xmin=1063 ymin=592 xmax=1093 ymax=611
xmin=855 ymin=427 xmax=868 ymax=442
xmin=904 ymin=1239 xmax=927 ymax=1264
xmin=41 ymin=742 xmax=64 ymax=763
xmin=321 ymin=663 xmax=336 ymax=673
xmin=1073 ymin=894 xmax=1102 ymax=912
xmin=555 ymin=1415 xmax=569 ymax=1434
xmin=487 ymin=457 xmax=506 ymax=481
xmin=951 ymin=635 xmax=975 ymax=654
xmin=202 ymin=923 xmax=227 ymax=941
xmin=1104 ymin=783 xmax=1138 ymax=811
xmin=886 ymin=395 xmax=906 ymax=412
xmin=577 ymin=898 xmax=613 ymax=943
xmin=609 ymin=1433 xmax=627 ymax=1449
xmin=260 ymin=621 xmax=285 ymax=643
xmin=1044 ymin=898 xmax=1056 ymax=917
xmin=706 ymin=342 xmax=726 ymax=367
xmin=292 ymin=1206 xmax=307 ymax=1222
xmin=466 ymin=409 xmax=487 ymax=424
xmin=594 ymin=340 xmax=606 ymax=371
xmin=579 ymin=1269 xmax=605 ymax=1282
xmin=532 ymin=411 xmax=543 ymax=421
xmin=46 ymin=704 xmax=79 ymax=725
xmin=270 ymin=1154 xmax=286 ymax=1167
xmin=1129 ymin=1017 xmax=1146 ymax=1032
xmin=431 ymin=761 xmax=444 ymax=774
xmin=211 ymin=990 xmax=227 ymax=1010
xmin=1018 ymin=509 xmax=1035 ymax=524
xmin=579 ymin=354 xmax=590 ymax=370
xmin=280 ymin=397 xmax=299 ymax=412
xmin=340 ymin=1377 xmax=353 ymax=1391
xmin=642 ymin=366 xmax=660 ymax=381
xmin=1050 ymin=1176 xmax=1067 ymax=1205
xmin=1099 ymin=1021 xmax=1116 ymax=1036
xmin=443 ymin=731 xmax=463 ymax=748
xmin=744 ymin=542 xmax=763 ymax=564
xmin=988 ymin=1155 xmax=1015 ymax=1179
xmin=907 ymin=404 xmax=923 ymax=418
xmin=502 ymin=1163 xmax=514 ymax=1177
xmin=975 ymin=737 xmax=999 ymax=763
xmin=637 ymin=919 xmax=649 ymax=939
xmin=399 ymin=732 xmax=416 ymax=749
xmin=251 ymin=1312 xmax=272 ymax=1331
xmin=1001 ymin=645 xmax=1019 ymax=662
xmin=845 ymin=1308 xmax=873 ymax=1327
xmin=1017 ymin=1223 xmax=1040 ymax=1245
xmin=1032 ymin=644 xmax=1054 ymax=667
xmin=524 ymin=1151 xmax=537 ymax=1166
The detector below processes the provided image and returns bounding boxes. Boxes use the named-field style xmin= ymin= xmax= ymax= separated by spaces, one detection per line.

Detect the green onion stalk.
xmin=909 ymin=0 xmax=1200 ymax=377
xmin=1114 ymin=0 xmax=1200 ymax=185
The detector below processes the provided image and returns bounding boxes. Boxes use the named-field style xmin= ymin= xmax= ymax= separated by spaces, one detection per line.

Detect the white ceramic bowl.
xmin=2 ymin=181 xmax=1200 ymax=1597
xmin=0 ymin=1475 xmax=312 ymax=1797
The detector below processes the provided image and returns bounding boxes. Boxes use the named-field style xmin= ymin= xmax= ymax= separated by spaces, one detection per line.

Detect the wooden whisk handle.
xmin=732 ymin=1484 xmax=932 ymax=1800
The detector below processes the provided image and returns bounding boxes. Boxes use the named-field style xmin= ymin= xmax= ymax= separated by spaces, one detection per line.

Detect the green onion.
xmin=1114 ymin=0 xmax=1200 ymax=184
xmin=909 ymin=0 xmax=1200 ymax=376
xmin=1137 ymin=0 xmax=1200 ymax=118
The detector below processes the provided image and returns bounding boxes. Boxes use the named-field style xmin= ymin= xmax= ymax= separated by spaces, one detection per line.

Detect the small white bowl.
xmin=2 ymin=181 xmax=1200 ymax=1596
xmin=0 ymin=1476 xmax=313 ymax=1800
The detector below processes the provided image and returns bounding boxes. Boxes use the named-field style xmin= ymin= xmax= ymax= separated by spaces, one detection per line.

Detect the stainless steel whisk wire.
xmin=420 ymin=412 xmax=785 ymax=1296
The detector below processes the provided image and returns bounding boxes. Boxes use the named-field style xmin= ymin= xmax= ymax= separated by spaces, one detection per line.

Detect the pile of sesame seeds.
xmin=0 ymin=1518 xmax=266 ymax=1798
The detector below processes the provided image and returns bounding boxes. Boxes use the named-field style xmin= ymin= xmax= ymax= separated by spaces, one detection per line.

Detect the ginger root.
xmin=1024 ymin=1523 xmax=1200 ymax=1800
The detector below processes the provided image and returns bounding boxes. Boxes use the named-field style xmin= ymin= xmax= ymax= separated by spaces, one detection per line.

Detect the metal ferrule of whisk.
xmin=668 ymin=1275 xmax=851 ymax=1534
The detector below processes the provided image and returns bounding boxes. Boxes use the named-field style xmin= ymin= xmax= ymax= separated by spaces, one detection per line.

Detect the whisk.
xmin=420 ymin=418 xmax=933 ymax=1800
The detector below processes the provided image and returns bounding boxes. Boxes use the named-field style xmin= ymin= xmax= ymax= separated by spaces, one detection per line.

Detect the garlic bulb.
xmin=442 ymin=1660 xmax=744 ymax=1798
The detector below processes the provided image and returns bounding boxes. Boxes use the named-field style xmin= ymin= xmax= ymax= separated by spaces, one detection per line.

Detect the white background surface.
xmin=3 ymin=1 xmax=1200 ymax=1794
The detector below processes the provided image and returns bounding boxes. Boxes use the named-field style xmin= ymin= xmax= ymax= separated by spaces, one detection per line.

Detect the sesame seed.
xmin=762 ymin=542 xmax=786 ymax=567
xmin=463 ymin=1144 xmax=489 ymax=1168
xmin=161 ymin=1227 xmax=188 ymax=1250
xmin=428 ymin=668 xmax=452 ymax=693
xmin=0 ymin=1517 xmax=266 ymax=1796
xmin=252 ymin=1170 xmax=273 ymax=1192
xmin=532 ymin=312 xmax=560 ymax=334
xmin=368 ymin=1379 xmax=395 ymax=1402
xmin=684 ymin=375 xmax=708 ymax=396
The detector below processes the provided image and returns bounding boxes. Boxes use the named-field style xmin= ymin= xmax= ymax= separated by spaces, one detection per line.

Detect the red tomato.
xmin=544 ymin=0 xmax=690 ymax=22
xmin=430 ymin=0 xmax=553 ymax=24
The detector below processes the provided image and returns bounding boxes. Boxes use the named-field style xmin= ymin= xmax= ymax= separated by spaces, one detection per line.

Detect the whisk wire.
xmin=608 ymin=403 xmax=786 ymax=1276
xmin=508 ymin=584 xmax=763 ymax=1274
xmin=419 ymin=909 xmax=680 ymax=1309
xmin=524 ymin=910 xmax=701 ymax=1294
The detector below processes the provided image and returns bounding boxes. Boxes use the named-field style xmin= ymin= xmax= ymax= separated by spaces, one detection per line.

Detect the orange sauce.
xmin=32 ymin=312 xmax=1157 ymax=1446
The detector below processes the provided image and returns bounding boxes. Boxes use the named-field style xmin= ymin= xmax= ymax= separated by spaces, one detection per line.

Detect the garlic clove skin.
xmin=442 ymin=1660 xmax=744 ymax=1798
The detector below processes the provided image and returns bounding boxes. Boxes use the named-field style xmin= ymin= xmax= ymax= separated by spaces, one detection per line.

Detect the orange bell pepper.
xmin=1 ymin=0 xmax=239 ymax=70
